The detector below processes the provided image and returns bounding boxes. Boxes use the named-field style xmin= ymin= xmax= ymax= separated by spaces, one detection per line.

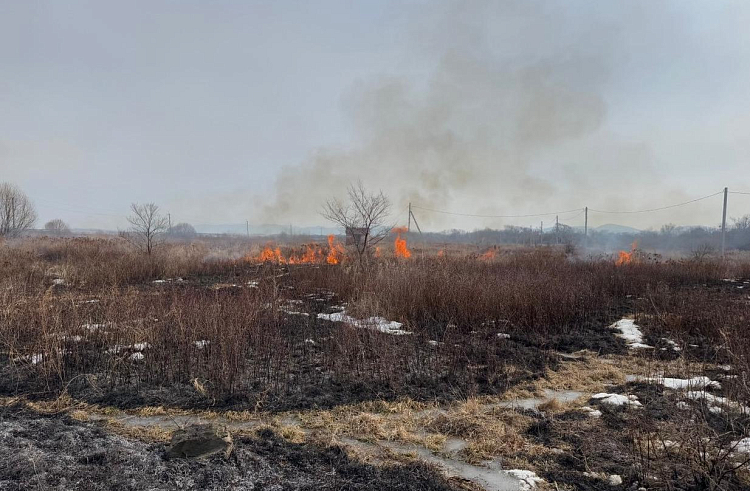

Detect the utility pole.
xmin=584 ymin=207 xmax=588 ymax=249
xmin=408 ymin=203 xmax=412 ymax=232
xmin=555 ymin=215 xmax=559 ymax=244
xmin=721 ymin=187 xmax=728 ymax=257
xmin=540 ymin=221 xmax=543 ymax=246
xmin=168 ymin=213 xmax=171 ymax=229
xmin=246 ymin=220 xmax=249 ymax=238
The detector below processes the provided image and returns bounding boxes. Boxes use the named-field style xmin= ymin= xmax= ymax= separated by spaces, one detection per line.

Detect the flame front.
xmin=326 ymin=235 xmax=345 ymax=264
xmin=615 ymin=240 xmax=638 ymax=266
xmin=252 ymin=238 xmax=344 ymax=265
xmin=479 ymin=249 xmax=496 ymax=261
xmin=393 ymin=227 xmax=411 ymax=258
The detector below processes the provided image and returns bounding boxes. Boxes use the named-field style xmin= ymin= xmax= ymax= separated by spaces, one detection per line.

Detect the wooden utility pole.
xmin=246 ymin=220 xmax=249 ymax=238
xmin=540 ymin=221 xmax=543 ymax=246
xmin=168 ymin=213 xmax=171 ymax=229
xmin=721 ymin=187 xmax=728 ymax=257
xmin=584 ymin=207 xmax=588 ymax=249
xmin=555 ymin=215 xmax=559 ymax=244
xmin=408 ymin=203 xmax=412 ymax=232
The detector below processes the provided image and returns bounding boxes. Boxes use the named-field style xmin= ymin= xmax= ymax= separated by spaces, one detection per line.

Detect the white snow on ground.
xmin=52 ymin=278 xmax=65 ymax=285
xmin=580 ymin=406 xmax=602 ymax=418
xmin=107 ymin=342 xmax=151 ymax=355
xmin=643 ymin=376 xmax=721 ymax=390
xmin=194 ymin=340 xmax=210 ymax=348
xmin=30 ymin=354 xmax=43 ymax=365
xmin=82 ymin=323 xmax=110 ymax=332
xmin=505 ymin=470 xmax=544 ymax=490
xmin=129 ymin=352 xmax=144 ymax=361
xmin=591 ymin=393 xmax=642 ymax=407
xmin=497 ymin=333 xmax=511 ymax=339
xmin=684 ymin=391 xmax=750 ymax=414
xmin=609 ymin=318 xmax=653 ymax=349
xmin=661 ymin=338 xmax=682 ymax=352
xmin=733 ymin=438 xmax=750 ymax=454
xmin=281 ymin=309 xmax=310 ymax=317
xmin=317 ymin=311 xmax=411 ymax=335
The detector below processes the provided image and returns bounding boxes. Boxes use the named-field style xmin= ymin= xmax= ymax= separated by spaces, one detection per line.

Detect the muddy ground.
xmin=0 ymin=404 xmax=465 ymax=491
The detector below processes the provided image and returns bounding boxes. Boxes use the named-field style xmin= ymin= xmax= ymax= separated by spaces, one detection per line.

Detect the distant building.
xmin=345 ymin=227 xmax=368 ymax=246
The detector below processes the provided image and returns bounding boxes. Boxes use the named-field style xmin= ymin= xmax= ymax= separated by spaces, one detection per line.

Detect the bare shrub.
xmin=322 ymin=180 xmax=392 ymax=266
xmin=125 ymin=203 xmax=169 ymax=255
xmin=0 ymin=182 xmax=37 ymax=238
xmin=44 ymin=219 xmax=71 ymax=235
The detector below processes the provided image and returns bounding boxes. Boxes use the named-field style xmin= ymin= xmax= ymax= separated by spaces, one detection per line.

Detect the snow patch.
xmin=609 ymin=318 xmax=653 ymax=349
xmin=317 ymin=311 xmax=411 ymax=335
xmin=580 ymin=406 xmax=602 ymax=418
xmin=497 ymin=333 xmax=511 ymax=339
xmin=644 ymin=376 xmax=720 ymax=390
xmin=591 ymin=393 xmax=642 ymax=407
xmin=505 ymin=469 xmax=544 ymax=490
xmin=194 ymin=340 xmax=210 ymax=349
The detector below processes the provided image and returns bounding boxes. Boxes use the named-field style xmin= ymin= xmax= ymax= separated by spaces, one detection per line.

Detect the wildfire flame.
xmin=616 ymin=241 xmax=638 ymax=266
xmin=479 ymin=249 xmax=496 ymax=261
xmin=437 ymin=249 xmax=445 ymax=258
xmin=326 ymin=235 xmax=345 ymax=264
xmin=252 ymin=236 xmax=345 ymax=265
xmin=257 ymin=246 xmax=284 ymax=263
xmin=394 ymin=227 xmax=411 ymax=258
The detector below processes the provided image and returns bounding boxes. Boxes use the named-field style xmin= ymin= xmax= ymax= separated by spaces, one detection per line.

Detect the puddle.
xmin=339 ymin=437 xmax=525 ymax=491
xmin=444 ymin=437 xmax=468 ymax=453
xmin=494 ymin=389 xmax=583 ymax=411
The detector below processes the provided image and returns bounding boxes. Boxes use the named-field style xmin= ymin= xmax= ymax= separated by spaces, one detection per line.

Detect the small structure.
xmin=345 ymin=226 xmax=368 ymax=247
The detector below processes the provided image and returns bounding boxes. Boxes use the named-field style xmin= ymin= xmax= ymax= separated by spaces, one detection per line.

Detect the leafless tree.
xmin=322 ymin=181 xmax=392 ymax=266
xmin=44 ymin=218 xmax=71 ymax=235
xmin=126 ymin=203 xmax=169 ymax=254
xmin=0 ymin=182 xmax=37 ymax=238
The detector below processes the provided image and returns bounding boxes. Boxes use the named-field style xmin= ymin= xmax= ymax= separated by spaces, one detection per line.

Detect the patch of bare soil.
xmin=0 ymin=405 xmax=464 ymax=491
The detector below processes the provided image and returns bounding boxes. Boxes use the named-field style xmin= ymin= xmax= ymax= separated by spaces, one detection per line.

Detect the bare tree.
xmin=0 ymin=182 xmax=37 ymax=238
xmin=321 ymin=181 xmax=392 ymax=266
xmin=126 ymin=203 xmax=169 ymax=254
xmin=44 ymin=218 xmax=71 ymax=235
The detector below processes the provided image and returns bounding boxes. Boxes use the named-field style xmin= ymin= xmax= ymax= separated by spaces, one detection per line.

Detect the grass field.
xmin=1 ymin=236 xmax=749 ymax=490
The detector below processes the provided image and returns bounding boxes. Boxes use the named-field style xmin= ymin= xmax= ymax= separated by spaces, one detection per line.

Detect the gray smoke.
xmin=260 ymin=0 xmax=675 ymax=230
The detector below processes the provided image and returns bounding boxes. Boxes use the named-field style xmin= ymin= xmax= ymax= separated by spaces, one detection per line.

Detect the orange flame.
xmin=437 ymin=249 xmax=445 ymax=258
xmin=394 ymin=227 xmax=411 ymax=258
xmin=257 ymin=246 xmax=284 ymax=263
xmin=615 ymin=240 xmax=638 ymax=266
xmin=374 ymin=246 xmax=381 ymax=258
xmin=288 ymin=244 xmax=323 ymax=264
xmin=479 ymin=249 xmax=496 ymax=261
xmin=326 ymin=235 xmax=345 ymax=264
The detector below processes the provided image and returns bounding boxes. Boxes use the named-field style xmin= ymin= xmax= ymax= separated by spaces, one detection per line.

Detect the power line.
xmin=729 ymin=191 xmax=750 ymax=196
xmin=410 ymin=205 xmax=583 ymax=219
xmin=587 ymin=190 xmax=724 ymax=214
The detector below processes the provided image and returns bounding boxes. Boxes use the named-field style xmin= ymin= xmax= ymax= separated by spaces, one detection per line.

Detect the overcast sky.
xmin=2 ymin=0 xmax=750 ymax=232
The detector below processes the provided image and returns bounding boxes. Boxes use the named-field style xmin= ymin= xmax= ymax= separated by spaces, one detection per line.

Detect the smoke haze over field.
xmin=2 ymin=1 xmax=750 ymax=232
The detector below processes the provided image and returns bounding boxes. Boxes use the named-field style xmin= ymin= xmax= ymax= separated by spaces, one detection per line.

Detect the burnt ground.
xmin=0 ymin=404 xmax=466 ymax=491
xmin=524 ymin=381 xmax=750 ymax=491
xmin=0 ymin=266 xmax=633 ymax=414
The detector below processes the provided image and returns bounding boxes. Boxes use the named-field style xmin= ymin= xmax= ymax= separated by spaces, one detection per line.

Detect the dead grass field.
xmin=1 ymin=236 xmax=750 ymax=490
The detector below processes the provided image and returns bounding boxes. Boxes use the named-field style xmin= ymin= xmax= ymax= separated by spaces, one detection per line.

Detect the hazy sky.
xmin=2 ymin=0 xmax=750 ymax=232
